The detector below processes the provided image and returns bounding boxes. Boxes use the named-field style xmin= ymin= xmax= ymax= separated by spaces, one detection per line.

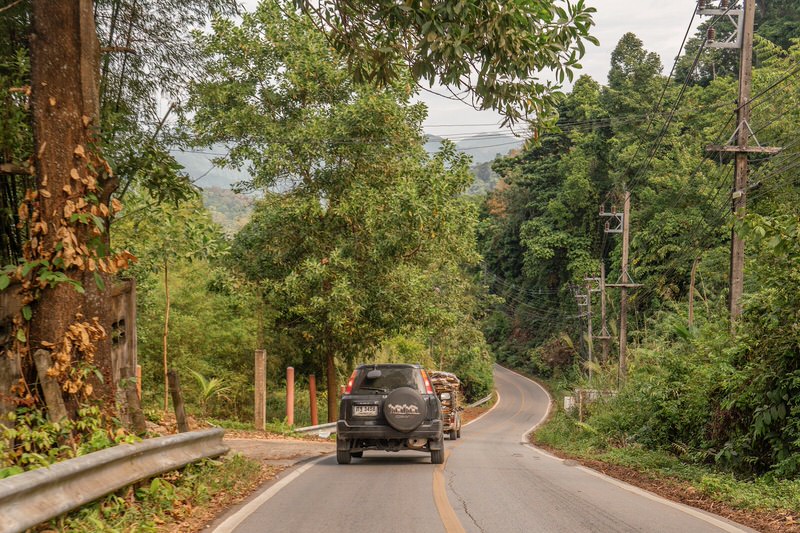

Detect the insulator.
xmin=707 ymin=27 xmax=716 ymax=41
xmin=720 ymin=0 xmax=729 ymax=8
xmin=599 ymin=205 xmax=605 ymax=215
xmin=698 ymin=0 xmax=706 ymax=10
xmin=610 ymin=205 xmax=617 ymax=215
xmin=605 ymin=221 xmax=610 ymax=231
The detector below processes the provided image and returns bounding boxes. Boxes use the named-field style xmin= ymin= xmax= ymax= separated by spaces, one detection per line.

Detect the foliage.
xmin=43 ymin=454 xmax=262 ymax=532
xmin=190 ymin=2 xmax=493 ymax=413
xmin=534 ymin=410 xmax=800 ymax=514
xmin=480 ymin=21 xmax=800 ymax=480
xmin=0 ymin=406 xmax=137 ymax=478
xmin=295 ymin=0 xmax=598 ymax=124
xmin=188 ymin=370 xmax=231 ymax=417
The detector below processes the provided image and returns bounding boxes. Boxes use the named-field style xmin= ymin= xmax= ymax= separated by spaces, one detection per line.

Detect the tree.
xmin=296 ymin=0 xmax=598 ymax=124
xmin=192 ymin=4 xmax=484 ymax=420
xmin=113 ymin=190 xmax=227 ymax=410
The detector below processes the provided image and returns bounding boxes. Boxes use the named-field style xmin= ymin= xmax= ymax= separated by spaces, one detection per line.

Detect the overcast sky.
xmin=421 ymin=0 xmax=703 ymax=137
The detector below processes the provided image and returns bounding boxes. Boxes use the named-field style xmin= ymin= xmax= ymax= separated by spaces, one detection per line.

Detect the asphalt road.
xmin=212 ymin=365 xmax=756 ymax=533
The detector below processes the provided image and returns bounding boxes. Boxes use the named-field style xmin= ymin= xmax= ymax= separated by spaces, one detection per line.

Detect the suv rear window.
xmin=353 ymin=367 xmax=425 ymax=394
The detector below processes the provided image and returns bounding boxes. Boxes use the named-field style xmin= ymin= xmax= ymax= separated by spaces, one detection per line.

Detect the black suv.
xmin=336 ymin=364 xmax=444 ymax=464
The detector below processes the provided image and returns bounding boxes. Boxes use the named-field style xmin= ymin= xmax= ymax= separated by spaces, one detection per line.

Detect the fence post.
xmin=168 ymin=369 xmax=189 ymax=433
xmin=136 ymin=364 xmax=142 ymax=400
xmin=286 ymin=367 xmax=295 ymax=426
xmin=309 ymin=374 xmax=318 ymax=426
xmin=254 ymin=350 xmax=266 ymax=431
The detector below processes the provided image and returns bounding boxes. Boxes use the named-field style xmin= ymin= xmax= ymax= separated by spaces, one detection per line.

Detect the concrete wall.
xmin=0 ymin=280 xmax=138 ymax=422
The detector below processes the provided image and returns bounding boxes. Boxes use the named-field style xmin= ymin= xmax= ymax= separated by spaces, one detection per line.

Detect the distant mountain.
xmin=174 ymin=134 xmax=523 ymax=197
xmin=202 ymin=187 xmax=254 ymax=234
xmin=171 ymin=146 xmax=252 ymax=190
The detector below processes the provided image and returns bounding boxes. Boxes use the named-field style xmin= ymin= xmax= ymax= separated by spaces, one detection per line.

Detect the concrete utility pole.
xmin=617 ymin=192 xmax=632 ymax=381
xmin=585 ymin=280 xmax=593 ymax=381
xmin=254 ymin=349 xmax=266 ymax=431
xmin=602 ymin=191 xmax=640 ymax=384
xmin=573 ymin=286 xmax=590 ymax=373
xmin=702 ymin=0 xmax=781 ymax=325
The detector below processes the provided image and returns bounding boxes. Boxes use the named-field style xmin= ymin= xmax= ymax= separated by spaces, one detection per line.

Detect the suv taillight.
xmin=420 ymin=370 xmax=434 ymax=395
xmin=344 ymin=370 xmax=357 ymax=395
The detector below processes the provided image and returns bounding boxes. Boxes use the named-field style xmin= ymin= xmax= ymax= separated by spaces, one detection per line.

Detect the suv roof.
xmin=355 ymin=363 xmax=422 ymax=369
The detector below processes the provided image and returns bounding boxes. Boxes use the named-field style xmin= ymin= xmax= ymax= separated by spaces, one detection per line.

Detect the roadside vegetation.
xmin=35 ymin=454 xmax=265 ymax=533
xmin=479 ymin=3 xmax=800 ymax=522
xmin=0 ymin=0 xmax=596 ymax=527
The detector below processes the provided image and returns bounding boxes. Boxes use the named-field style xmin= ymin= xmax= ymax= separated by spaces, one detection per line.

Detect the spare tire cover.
xmin=384 ymin=387 xmax=426 ymax=432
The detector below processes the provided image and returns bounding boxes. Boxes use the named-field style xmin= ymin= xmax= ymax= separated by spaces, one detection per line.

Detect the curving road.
xmin=211 ymin=365 xmax=755 ymax=533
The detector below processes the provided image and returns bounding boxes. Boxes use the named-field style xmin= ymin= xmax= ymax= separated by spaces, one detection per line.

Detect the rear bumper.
xmin=337 ymin=419 xmax=443 ymax=448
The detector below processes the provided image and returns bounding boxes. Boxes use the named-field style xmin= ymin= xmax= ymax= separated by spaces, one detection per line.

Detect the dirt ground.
xmin=224 ymin=436 xmax=334 ymax=466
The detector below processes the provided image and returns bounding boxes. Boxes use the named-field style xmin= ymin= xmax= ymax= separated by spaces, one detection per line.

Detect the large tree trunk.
xmin=28 ymin=1 xmax=117 ymax=415
xmin=326 ymin=351 xmax=337 ymax=422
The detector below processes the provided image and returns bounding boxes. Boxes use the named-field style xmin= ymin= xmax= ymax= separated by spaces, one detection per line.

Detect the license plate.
xmin=353 ymin=405 xmax=378 ymax=417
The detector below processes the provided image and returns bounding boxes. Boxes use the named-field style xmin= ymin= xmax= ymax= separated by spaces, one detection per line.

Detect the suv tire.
xmin=431 ymin=446 xmax=445 ymax=464
xmin=448 ymin=429 xmax=457 ymax=440
xmin=337 ymin=449 xmax=352 ymax=464
xmin=384 ymin=386 xmax=426 ymax=432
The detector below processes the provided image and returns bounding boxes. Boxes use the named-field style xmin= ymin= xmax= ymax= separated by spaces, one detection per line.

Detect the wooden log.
xmin=167 ymin=369 xmax=189 ymax=433
xmin=32 ymin=349 xmax=67 ymax=422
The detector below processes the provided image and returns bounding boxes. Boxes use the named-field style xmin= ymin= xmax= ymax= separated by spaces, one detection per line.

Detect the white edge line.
xmin=463 ymin=390 xmax=501 ymax=427
xmin=502 ymin=365 xmax=751 ymax=533
xmin=212 ymin=456 xmax=327 ymax=533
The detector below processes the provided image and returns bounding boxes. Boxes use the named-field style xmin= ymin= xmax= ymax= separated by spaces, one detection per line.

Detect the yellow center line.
xmin=433 ymin=448 xmax=466 ymax=533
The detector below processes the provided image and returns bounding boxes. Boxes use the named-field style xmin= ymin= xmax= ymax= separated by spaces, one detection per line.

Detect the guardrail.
xmin=294 ymin=421 xmax=336 ymax=435
xmin=294 ymin=392 xmax=495 ymax=435
xmin=0 ymin=428 xmax=228 ymax=533
xmin=466 ymin=392 xmax=493 ymax=409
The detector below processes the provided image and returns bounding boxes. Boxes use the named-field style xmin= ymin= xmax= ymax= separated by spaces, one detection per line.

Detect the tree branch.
xmin=0 ymin=163 xmax=32 ymax=176
xmin=0 ymin=0 xmax=22 ymax=15
xmin=100 ymin=46 xmax=137 ymax=54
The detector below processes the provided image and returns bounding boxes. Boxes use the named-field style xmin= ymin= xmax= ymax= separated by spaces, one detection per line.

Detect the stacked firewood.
xmin=429 ymin=371 xmax=460 ymax=426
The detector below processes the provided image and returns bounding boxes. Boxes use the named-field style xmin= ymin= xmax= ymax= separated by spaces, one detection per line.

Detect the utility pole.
xmin=602 ymin=191 xmax=640 ymax=384
xmin=585 ymin=280 xmax=593 ymax=381
xmin=599 ymin=263 xmax=610 ymax=362
xmin=702 ymin=0 xmax=781 ymax=325
xmin=618 ymin=192 xmax=631 ymax=381
xmin=573 ymin=286 xmax=590 ymax=376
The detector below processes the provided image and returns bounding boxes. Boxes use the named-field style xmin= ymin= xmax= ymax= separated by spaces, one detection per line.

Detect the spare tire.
xmin=384 ymin=387 xmax=426 ymax=432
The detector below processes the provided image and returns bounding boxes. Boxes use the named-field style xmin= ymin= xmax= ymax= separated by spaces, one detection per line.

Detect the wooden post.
xmin=309 ymin=374 xmax=318 ymax=426
xmin=136 ymin=364 xmax=142 ymax=400
xmin=254 ymin=349 xmax=266 ymax=431
xmin=167 ymin=369 xmax=189 ymax=433
xmin=286 ymin=366 xmax=295 ymax=426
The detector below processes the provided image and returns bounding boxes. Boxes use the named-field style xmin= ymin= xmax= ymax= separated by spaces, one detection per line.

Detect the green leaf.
xmin=22 ymin=306 xmax=32 ymax=321
xmin=0 ymin=274 xmax=9 ymax=291
xmin=16 ymin=329 xmax=26 ymax=343
xmin=93 ymin=271 xmax=106 ymax=291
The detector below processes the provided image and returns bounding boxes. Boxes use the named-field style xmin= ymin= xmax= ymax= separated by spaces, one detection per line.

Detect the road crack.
xmin=446 ymin=468 xmax=486 ymax=533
